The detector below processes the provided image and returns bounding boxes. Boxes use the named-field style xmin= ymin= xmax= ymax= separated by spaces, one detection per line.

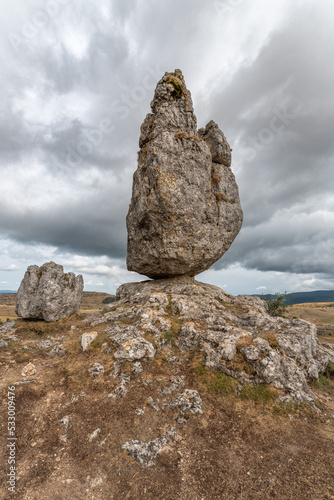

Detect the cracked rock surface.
xmin=88 ymin=276 xmax=333 ymax=406
xmin=15 ymin=261 xmax=83 ymax=322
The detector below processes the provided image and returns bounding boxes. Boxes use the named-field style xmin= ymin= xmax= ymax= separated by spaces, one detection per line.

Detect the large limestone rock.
xmin=16 ymin=262 xmax=84 ymax=322
xmin=88 ymin=276 xmax=333 ymax=406
xmin=127 ymin=69 xmax=243 ymax=279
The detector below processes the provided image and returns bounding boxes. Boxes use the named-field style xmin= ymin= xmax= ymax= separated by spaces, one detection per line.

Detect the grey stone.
xmin=114 ymin=338 xmax=156 ymax=361
xmin=121 ymin=427 xmax=179 ymax=467
xmin=159 ymin=376 xmax=185 ymax=396
xmin=16 ymin=262 xmax=83 ymax=322
xmin=127 ymin=69 xmax=243 ymax=278
xmin=110 ymin=277 xmax=330 ymax=405
xmin=132 ymin=361 xmax=143 ymax=374
xmin=198 ymin=120 xmax=232 ymax=166
xmin=89 ymin=428 xmax=101 ymax=442
xmin=163 ymin=389 xmax=203 ymax=416
xmin=88 ymin=363 xmax=104 ymax=376
xmin=80 ymin=332 xmax=98 ymax=351
xmin=59 ymin=415 xmax=71 ymax=441
xmin=108 ymin=372 xmax=130 ymax=398
xmin=37 ymin=340 xmax=54 ymax=350
xmin=49 ymin=344 xmax=66 ymax=357
xmin=147 ymin=396 xmax=160 ymax=412
xmin=0 ymin=339 xmax=8 ymax=348
xmin=0 ymin=320 xmax=16 ymax=334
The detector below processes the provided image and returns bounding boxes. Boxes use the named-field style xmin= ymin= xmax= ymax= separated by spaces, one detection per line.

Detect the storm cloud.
xmin=0 ymin=0 xmax=333 ymax=293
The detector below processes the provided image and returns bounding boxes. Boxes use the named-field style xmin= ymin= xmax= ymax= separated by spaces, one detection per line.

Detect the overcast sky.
xmin=0 ymin=0 xmax=333 ymax=295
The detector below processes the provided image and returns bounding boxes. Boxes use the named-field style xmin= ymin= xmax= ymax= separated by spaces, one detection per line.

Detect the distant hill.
xmin=0 ymin=290 xmax=16 ymax=294
xmin=253 ymin=290 xmax=334 ymax=305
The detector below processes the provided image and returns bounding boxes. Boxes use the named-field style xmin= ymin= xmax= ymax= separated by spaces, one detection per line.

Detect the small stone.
xmin=89 ymin=428 xmax=101 ymax=441
xmin=135 ymin=408 xmax=145 ymax=416
xmin=114 ymin=338 xmax=156 ymax=361
xmin=132 ymin=362 xmax=143 ymax=374
xmin=80 ymin=332 xmax=98 ymax=351
xmin=0 ymin=339 xmax=8 ymax=348
xmin=59 ymin=415 xmax=71 ymax=441
xmin=147 ymin=396 xmax=160 ymax=412
xmin=49 ymin=344 xmax=66 ymax=357
xmin=37 ymin=340 xmax=54 ymax=350
xmin=21 ymin=363 xmax=36 ymax=377
xmin=88 ymin=363 xmax=104 ymax=376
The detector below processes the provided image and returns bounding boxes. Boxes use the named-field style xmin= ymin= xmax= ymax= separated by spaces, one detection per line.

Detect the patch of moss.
xmin=312 ymin=373 xmax=330 ymax=388
xmin=325 ymin=361 xmax=334 ymax=378
xmin=196 ymin=367 xmax=236 ymax=395
xmin=239 ymin=384 xmax=276 ymax=404
xmin=168 ymin=78 xmax=183 ymax=98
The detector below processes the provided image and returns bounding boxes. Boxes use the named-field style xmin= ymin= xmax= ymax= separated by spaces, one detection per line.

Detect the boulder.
xmin=126 ymin=69 xmax=243 ymax=279
xmin=15 ymin=262 xmax=83 ymax=322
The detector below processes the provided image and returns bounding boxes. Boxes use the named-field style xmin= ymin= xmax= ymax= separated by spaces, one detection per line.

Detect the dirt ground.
xmin=0 ymin=294 xmax=333 ymax=499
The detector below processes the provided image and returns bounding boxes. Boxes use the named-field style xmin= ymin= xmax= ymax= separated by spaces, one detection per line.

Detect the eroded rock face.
xmin=87 ymin=276 xmax=333 ymax=406
xmin=15 ymin=262 xmax=84 ymax=322
xmin=127 ymin=69 xmax=243 ymax=279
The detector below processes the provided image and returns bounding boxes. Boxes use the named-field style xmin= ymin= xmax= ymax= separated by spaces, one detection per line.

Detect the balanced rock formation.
xmin=16 ymin=262 xmax=84 ymax=322
xmin=127 ymin=69 xmax=243 ymax=278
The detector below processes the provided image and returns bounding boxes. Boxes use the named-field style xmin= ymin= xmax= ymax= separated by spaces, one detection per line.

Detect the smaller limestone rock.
xmin=49 ymin=344 xmax=66 ymax=357
xmin=159 ymin=376 xmax=185 ymax=396
xmin=88 ymin=363 xmax=104 ymax=376
xmin=108 ymin=372 xmax=130 ymax=398
xmin=114 ymin=338 xmax=156 ymax=361
xmin=37 ymin=340 xmax=54 ymax=350
xmin=147 ymin=396 xmax=160 ymax=412
xmin=59 ymin=415 xmax=71 ymax=441
xmin=81 ymin=332 xmax=98 ymax=351
xmin=132 ymin=361 xmax=143 ymax=374
xmin=21 ymin=363 xmax=36 ymax=377
xmin=121 ymin=426 xmax=179 ymax=468
xmin=0 ymin=320 xmax=16 ymax=334
xmin=240 ymin=345 xmax=260 ymax=363
xmin=89 ymin=428 xmax=101 ymax=442
xmin=16 ymin=262 xmax=84 ymax=322
xmin=0 ymin=339 xmax=8 ymax=348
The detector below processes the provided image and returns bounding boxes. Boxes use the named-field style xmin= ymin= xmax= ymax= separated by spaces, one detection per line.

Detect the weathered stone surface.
xmin=198 ymin=120 xmax=232 ymax=166
xmin=121 ymin=427 xmax=179 ymax=467
xmin=114 ymin=338 xmax=156 ymax=361
xmin=87 ymin=276 xmax=332 ymax=405
xmin=16 ymin=262 xmax=83 ymax=322
xmin=127 ymin=69 xmax=243 ymax=278
xmin=80 ymin=332 xmax=98 ymax=351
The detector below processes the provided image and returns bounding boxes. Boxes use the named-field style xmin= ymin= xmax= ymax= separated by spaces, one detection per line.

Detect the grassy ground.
xmin=0 ymin=293 xmax=333 ymax=499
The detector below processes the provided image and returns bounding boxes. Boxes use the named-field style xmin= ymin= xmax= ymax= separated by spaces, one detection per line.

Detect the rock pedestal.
xmin=126 ymin=69 xmax=243 ymax=279
xmin=15 ymin=262 xmax=84 ymax=322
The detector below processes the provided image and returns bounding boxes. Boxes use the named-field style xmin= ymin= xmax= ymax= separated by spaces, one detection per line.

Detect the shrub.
xmin=102 ymin=296 xmax=116 ymax=305
xmin=263 ymin=292 xmax=290 ymax=317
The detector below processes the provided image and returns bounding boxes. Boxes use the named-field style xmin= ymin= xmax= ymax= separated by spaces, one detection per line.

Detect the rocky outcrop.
xmin=126 ymin=69 xmax=243 ymax=279
xmin=88 ymin=276 xmax=333 ymax=406
xmin=15 ymin=262 xmax=83 ymax=322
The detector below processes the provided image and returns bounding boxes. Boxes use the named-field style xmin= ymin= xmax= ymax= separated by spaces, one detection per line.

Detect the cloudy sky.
xmin=0 ymin=0 xmax=333 ymax=295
